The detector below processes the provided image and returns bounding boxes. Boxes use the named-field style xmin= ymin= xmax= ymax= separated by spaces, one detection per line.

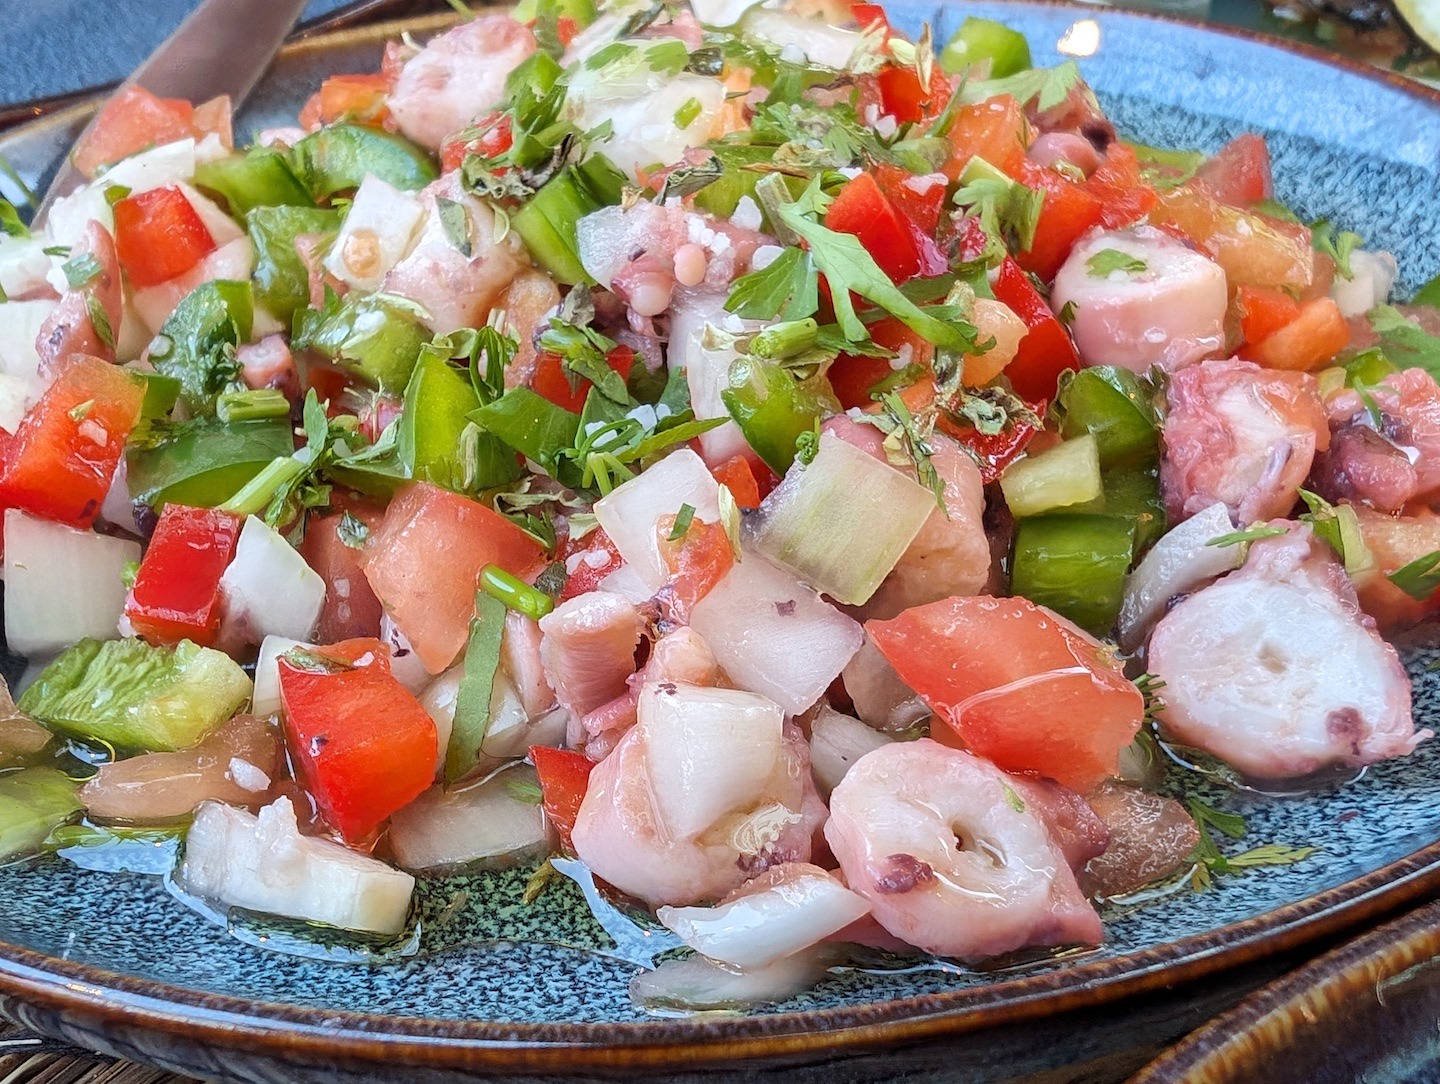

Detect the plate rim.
xmin=2 ymin=0 xmax=1440 ymax=1071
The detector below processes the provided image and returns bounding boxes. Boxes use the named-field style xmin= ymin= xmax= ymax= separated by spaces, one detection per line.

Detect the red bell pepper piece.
xmin=125 ymin=505 xmax=244 ymax=646
xmin=530 ymin=345 xmax=636 ymax=413
xmin=990 ymin=258 xmax=1081 ymax=402
xmin=850 ymin=2 xmax=889 ymax=29
xmin=1236 ymin=284 xmax=1302 ymax=348
xmin=113 ymin=186 xmax=217 ymax=287
xmin=876 ymin=64 xmax=953 ymax=125
xmin=825 ymin=173 xmax=924 ymax=284
xmin=1015 ymin=161 xmax=1105 ymax=281
xmin=937 ymin=397 xmax=1043 ymax=485
xmin=529 ymin=744 xmax=596 ymax=852
xmin=0 ymin=355 xmax=146 ymax=528
xmin=1195 ymin=132 xmax=1273 ymax=207
xmin=656 ymin=515 xmax=735 ymax=623
xmin=941 ymin=94 xmax=1028 ymax=180
xmin=278 ymin=647 xmax=438 ymax=842
xmin=362 ymin=482 xmax=548 ymax=674
xmin=558 ymin=527 xmax=624 ymax=602
xmin=831 ymin=316 xmax=936 ymax=411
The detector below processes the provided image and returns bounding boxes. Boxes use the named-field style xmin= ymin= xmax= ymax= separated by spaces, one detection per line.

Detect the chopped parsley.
xmin=667 ymin=502 xmax=697 ymax=541
xmin=1205 ymin=525 xmax=1288 ymax=548
xmin=435 ymin=196 xmax=472 ymax=257
xmin=959 ymin=60 xmax=1081 ymax=112
xmin=1086 ymin=249 xmax=1148 ymax=277
xmin=1187 ymin=799 xmax=1318 ymax=891
xmin=1387 ymin=548 xmax=1440 ymax=602
xmin=62 ymin=252 xmax=102 ymax=289
xmin=1368 ymin=305 xmax=1440 ymax=378
xmin=1310 ymin=218 xmax=1362 ymax=280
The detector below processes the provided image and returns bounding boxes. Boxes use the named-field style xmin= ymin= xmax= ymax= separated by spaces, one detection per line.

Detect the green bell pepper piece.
xmin=512 ymin=155 xmax=626 ymax=285
xmin=1010 ymin=513 xmax=1136 ymax=636
xmin=940 ymin=16 xmax=1033 ymax=77
xmin=721 ymin=355 xmax=840 ymax=476
xmin=398 ymin=348 xmax=523 ymax=493
xmin=0 ymin=768 xmax=82 ymax=863
xmin=247 ymin=205 xmax=341 ymax=325
xmin=193 ymin=148 xmax=315 ymax=217
xmin=149 ymin=280 xmax=254 ymax=416
xmin=294 ymin=292 xmax=428 ymax=391
xmin=127 ymin=416 xmax=296 ymax=508
xmin=1056 ymin=366 xmax=1160 ymax=468
xmin=136 ymin=372 xmax=182 ymax=420
xmin=289 ymin=124 xmax=438 ymax=202
xmin=1073 ymin=463 xmax=1167 ymax=557
xmin=1341 ymin=347 xmax=1399 ymax=388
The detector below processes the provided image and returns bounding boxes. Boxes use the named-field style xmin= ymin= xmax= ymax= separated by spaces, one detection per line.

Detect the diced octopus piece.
xmin=1148 ymin=528 xmax=1426 ymax=780
xmin=825 ymin=740 xmax=1102 ymax=961
xmin=1312 ymin=367 xmax=1440 ymax=513
xmin=1079 ymin=781 xmax=1201 ymax=900
xmin=382 ymin=173 xmax=526 ymax=335
xmin=386 ymin=15 xmax=537 ymax=152
xmin=1027 ymin=132 xmax=1101 ymax=177
xmin=571 ymin=683 xmax=823 ymax=908
xmin=236 ymin=334 xmax=300 ymax=399
xmin=1049 ymin=225 xmax=1228 ymax=373
xmin=1007 ymin=775 xmax=1110 ymax=873
xmin=500 ymin=270 xmax=561 ymax=388
xmin=1160 ymin=358 xmax=1329 ymax=525
xmin=537 ymin=591 xmax=643 ymax=720
xmin=577 ymin=625 xmax=720 ymax=758
xmin=36 ymin=222 xmax=123 ymax=371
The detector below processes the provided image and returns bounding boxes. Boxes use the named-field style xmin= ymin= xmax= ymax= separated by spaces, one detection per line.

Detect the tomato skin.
xmin=991 ymin=257 xmax=1081 ymax=402
xmin=825 ymin=173 xmax=924 ymax=284
xmin=656 ymin=516 xmax=735 ymax=623
xmin=1195 ymin=132 xmax=1273 ymax=206
xmin=1236 ymin=285 xmax=1302 ymax=348
xmin=876 ymin=64 xmax=953 ymax=125
xmin=299 ymin=507 xmax=387 ymax=642
xmin=0 ymin=355 xmax=146 ymax=528
xmin=1085 ymin=144 xmax=1158 ymax=230
xmin=529 ymin=745 xmax=595 ymax=851
xmin=530 ymin=346 xmax=635 ymax=413
xmin=1242 ymin=297 xmax=1350 ymax=372
xmin=440 ymin=113 xmax=513 ymax=173
xmin=125 ymin=505 xmax=244 ymax=646
xmin=113 ymin=186 xmax=217 ymax=288
xmin=867 ymin=596 xmax=1144 ymax=791
xmin=278 ymin=652 xmax=437 ymax=842
xmin=942 ymin=94 xmax=1029 ymax=180
xmin=709 ymin=455 xmax=763 ymax=510
xmin=362 ymin=482 xmax=547 ymax=674
xmin=1015 ymin=162 xmax=1106 ymax=281
xmin=318 ymin=73 xmax=391 ymax=127
xmin=558 ymin=528 xmax=624 ymax=602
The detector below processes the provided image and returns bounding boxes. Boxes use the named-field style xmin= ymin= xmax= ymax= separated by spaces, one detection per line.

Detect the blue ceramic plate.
xmin=2 ymin=5 xmax=1440 ymax=1081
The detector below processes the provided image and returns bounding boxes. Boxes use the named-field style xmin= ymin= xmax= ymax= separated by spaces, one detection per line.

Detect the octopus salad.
xmin=0 ymin=0 xmax=1438 ymax=1009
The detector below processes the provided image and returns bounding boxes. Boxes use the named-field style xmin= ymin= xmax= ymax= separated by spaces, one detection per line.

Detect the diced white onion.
xmin=689 ymin=550 xmax=863 ymax=715
xmin=1330 ymin=250 xmax=1398 ymax=319
xmin=176 ymin=182 xmax=245 ymax=247
xmin=667 ymin=294 xmax=756 ymax=466
xmin=251 ymin=635 xmax=311 ymax=719
xmin=594 ymin=448 xmax=721 ymax=589
xmin=2 ymin=509 xmax=139 ymax=658
xmin=1118 ymin=501 xmax=1243 ymax=651
xmin=387 ymin=764 xmax=555 ymax=874
xmin=808 ymin=704 xmax=892 ymax=798
xmin=180 ymin=797 xmax=415 ymax=935
xmin=0 ymin=236 xmax=56 ymax=300
xmin=218 ymin=516 xmax=325 ymax=647
xmin=100 ymin=140 xmax=198 ymax=196
xmin=741 ymin=8 xmax=864 ymax=69
xmin=630 ymin=947 xmax=833 ymax=1012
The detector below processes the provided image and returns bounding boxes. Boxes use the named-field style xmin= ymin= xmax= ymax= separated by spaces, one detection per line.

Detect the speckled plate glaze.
xmin=1129 ymin=893 xmax=1440 ymax=1083
xmin=2 ymin=4 xmax=1440 ymax=1082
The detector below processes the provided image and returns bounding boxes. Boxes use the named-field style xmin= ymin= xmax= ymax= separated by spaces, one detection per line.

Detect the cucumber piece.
xmin=1000 ymin=434 xmax=1102 ymax=518
xmin=19 ymin=638 xmax=253 ymax=753
xmin=0 ymin=768 xmax=82 ymax=862
xmin=940 ymin=16 xmax=1032 ymax=77
xmin=1010 ymin=514 xmax=1135 ymax=635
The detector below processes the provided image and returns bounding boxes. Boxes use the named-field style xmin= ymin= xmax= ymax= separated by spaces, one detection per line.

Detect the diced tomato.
xmin=558 ymin=527 xmax=624 ymax=602
xmin=317 ymin=73 xmax=391 ymax=128
xmin=440 ymin=113 xmax=513 ymax=173
xmin=1195 ymin=132 xmax=1273 ymax=207
xmin=1236 ymin=285 xmax=1302 ymax=348
xmin=555 ymin=15 xmax=580 ymax=48
xmin=529 ymin=745 xmax=596 ymax=851
xmin=530 ymin=346 xmax=636 ymax=413
xmin=1015 ymin=162 xmax=1106 ymax=281
xmin=1242 ymin=297 xmax=1350 ymax=372
xmin=191 ymin=95 xmax=234 ymax=151
xmin=1150 ymin=184 xmax=1313 ymax=292
xmin=990 ymin=257 xmax=1081 ymax=402
xmin=362 ymin=482 xmax=548 ymax=674
xmin=278 ymin=651 xmax=437 ymax=842
xmin=831 ymin=316 xmax=935 ymax=410
xmin=937 ymin=396 xmax=1044 ymax=485
xmin=1085 ymin=144 xmax=1158 ymax=230
xmin=656 ymin=515 xmax=735 ymax=622
xmin=867 ymin=596 xmax=1144 ymax=791
xmin=825 ymin=173 xmax=924 ymax=284
xmin=0 ymin=355 xmax=146 ymax=528
xmin=314 ymin=637 xmax=392 ymax=670
xmin=941 ymin=94 xmax=1028 ymax=180
xmin=112 ymin=186 xmax=217 ymax=288
xmin=124 ymin=505 xmax=243 ymax=646
xmin=299 ymin=507 xmax=387 ymax=643
xmin=876 ymin=64 xmax=953 ymax=125
xmin=74 ymin=86 xmax=230 ymax=178
xmin=851 ymin=2 xmax=889 ymax=29
xmin=708 ymin=454 xmax=762 ymax=510
xmin=307 ymin=365 xmax=355 ymax=411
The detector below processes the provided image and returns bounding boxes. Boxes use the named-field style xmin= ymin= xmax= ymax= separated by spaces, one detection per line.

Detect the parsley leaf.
xmin=62 ymin=252 xmax=102 ymax=289
xmin=1368 ymin=305 xmax=1440 ymax=377
xmin=435 ymin=197 xmax=472 ymax=257
xmin=954 ymin=172 xmax=1045 ymax=255
xmin=1388 ymin=548 xmax=1440 ymax=601
xmin=1086 ymin=249 xmax=1148 ymax=277
xmin=657 ymin=154 xmax=723 ymax=203
xmin=1310 ymin=218 xmax=1362 ymax=280
xmin=725 ymin=246 xmax=820 ymax=323
xmin=1186 ymin=799 xmax=1317 ymax=891
xmin=959 ymin=60 xmax=1081 ymax=112
xmin=539 ymin=320 xmax=629 ymax=405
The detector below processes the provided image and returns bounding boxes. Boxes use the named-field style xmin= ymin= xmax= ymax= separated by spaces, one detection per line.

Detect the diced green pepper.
xmin=126 ymin=416 xmax=296 ymax=508
xmin=1073 ymin=463 xmax=1167 ymax=557
xmin=136 ymin=371 xmax=182 ymax=420
xmin=1056 ymin=367 xmax=1160 ymax=468
xmin=721 ymin=355 xmax=840 ymax=476
xmin=289 ymin=124 xmax=438 ymax=202
xmin=193 ymin=148 xmax=315 ymax=217
xmin=0 ymin=768 xmax=82 ymax=862
xmin=247 ymin=205 xmax=340 ymax=324
xmin=1415 ymin=271 xmax=1440 ymax=309
xmin=512 ymin=155 xmax=626 ymax=284
xmin=149 ymin=280 xmax=254 ymax=416
xmin=398 ymin=347 xmax=522 ymax=493
xmin=294 ymin=293 xmax=428 ymax=391
xmin=1010 ymin=513 xmax=1136 ymax=635
xmin=19 ymin=638 xmax=252 ymax=753
xmin=940 ymin=16 xmax=1033 ymax=77
xmin=1341 ymin=347 xmax=1398 ymax=388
